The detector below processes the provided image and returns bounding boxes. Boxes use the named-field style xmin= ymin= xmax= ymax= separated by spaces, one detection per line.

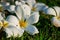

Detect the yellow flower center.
xmin=56 ymin=16 xmax=60 ymax=20
xmin=32 ymin=7 xmax=36 ymax=11
xmin=19 ymin=19 xmax=28 ymax=28
xmin=0 ymin=21 xmax=9 ymax=28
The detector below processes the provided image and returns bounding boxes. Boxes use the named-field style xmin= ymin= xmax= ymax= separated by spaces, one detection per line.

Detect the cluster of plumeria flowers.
xmin=0 ymin=0 xmax=60 ymax=38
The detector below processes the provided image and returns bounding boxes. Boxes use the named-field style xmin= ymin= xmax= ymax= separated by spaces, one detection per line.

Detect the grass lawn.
xmin=0 ymin=0 xmax=60 ymax=40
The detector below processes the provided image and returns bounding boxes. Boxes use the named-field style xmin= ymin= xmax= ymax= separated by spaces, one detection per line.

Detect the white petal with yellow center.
xmin=0 ymin=20 xmax=9 ymax=28
xmin=51 ymin=17 xmax=60 ymax=27
xmin=19 ymin=19 xmax=28 ymax=28
xmin=2 ymin=20 xmax=9 ymax=28
xmin=6 ymin=15 xmax=24 ymax=37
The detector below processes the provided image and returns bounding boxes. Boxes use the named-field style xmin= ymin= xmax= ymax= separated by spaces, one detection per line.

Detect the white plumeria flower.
xmin=0 ymin=4 xmax=22 ymax=38
xmin=0 ymin=15 xmax=24 ymax=38
xmin=43 ymin=6 xmax=60 ymax=27
xmin=51 ymin=6 xmax=60 ymax=27
xmin=15 ymin=5 xmax=39 ymax=35
xmin=6 ymin=15 xmax=24 ymax=38
xmin=0 ymin=9 xmax=23 ymax=37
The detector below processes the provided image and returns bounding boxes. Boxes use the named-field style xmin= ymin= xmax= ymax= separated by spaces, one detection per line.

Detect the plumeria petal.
xmin=51 ymin=17 xmax=60 ymax=27
xmin=4 ymin=25 xmax=24 ymax=37
xmin=27 ymin=12 xmax=39 ymax=24
xmin=4 ymin=28 xmax=13 ymax=38
xmin=16 ymin=26 xmax=24 ymax=37
xmin=15 ymin=5 xmax=23 ymax=20
xmin=44 ymin=8 xmax=56 ymax=16
xmin=34 ymin=3 xmax=48 ymax=11
xmin=22 ymin=4 xmax=31 ymax=19
xmin=6 ymin=15 xmax=19 ymax=26
xmin=8 ymin=26 xmax=24 ymax=37
xmin=15 ymin=4 xmax=31 ymax=19
xmin=25 ymin=25 xmax=39 ymax=35
xmin=53 ymin=6 xmax=60 ymax=17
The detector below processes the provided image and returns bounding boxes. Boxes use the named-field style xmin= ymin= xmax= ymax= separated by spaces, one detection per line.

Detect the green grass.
xmin=0 ymin=0 xmax=60 ymax=40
